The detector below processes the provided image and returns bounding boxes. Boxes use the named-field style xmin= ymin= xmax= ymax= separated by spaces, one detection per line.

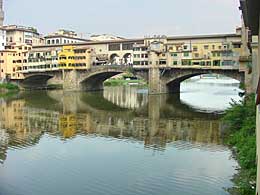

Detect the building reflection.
xmin=0 ymin=88 xmax=224 ymax=163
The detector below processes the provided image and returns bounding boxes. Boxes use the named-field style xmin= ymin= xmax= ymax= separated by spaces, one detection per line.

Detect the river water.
xmin=0 ymin=78 xmax=241 ymax=195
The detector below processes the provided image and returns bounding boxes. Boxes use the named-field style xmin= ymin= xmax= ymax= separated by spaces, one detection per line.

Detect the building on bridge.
xmin=0 ymin=44 xmax=32 ymax=81
xmin=58 ymin=45 xmax=94 ymax=69
xmin=20 ymin=45 xmax=95 ymax=74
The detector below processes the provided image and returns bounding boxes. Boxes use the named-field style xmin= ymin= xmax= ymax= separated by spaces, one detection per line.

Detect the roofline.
xmin=1 ymin=26 xmax=40 ymax=35
xmin=44 ymin=35 xmax=90 ymax=42
xmin=32 ymin=33 xmax=241 ymax=49
xmin=167 ymin=33 xmax=240 ymax=41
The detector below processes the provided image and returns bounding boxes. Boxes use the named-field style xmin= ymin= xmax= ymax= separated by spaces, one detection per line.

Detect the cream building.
xmin=0 ymin=26 xmax=6 ymax=50
xmin=44 ymin=29 xmax=89 ymax=45
xmin=3 ymin=25 xmax=44 ymax=46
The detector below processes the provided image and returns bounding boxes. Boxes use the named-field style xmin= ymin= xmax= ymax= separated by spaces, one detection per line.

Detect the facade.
xmin=0 ymin=44 xmax=31 ymax=80
xmin=133 ymin=43 xmax=149 ymax=66
xmin=240 ymin=0 xmax=260 ymax=194
xmin=0 ymin=26 xmax=6 ymax=50
xmin=3 ymin=25 xmax=44 ymax=46
xmin=22 ymin=47 xmax=61 ymax=73
xmin=21 ymin=45 xmax=95 ymax=73
xmin=45 ymin=29 xmax=89 ymax=45
xmin=58 ymin=45 xmax=94 ymax=69
xmin=167 ymin=32 xmax=242 ymax=68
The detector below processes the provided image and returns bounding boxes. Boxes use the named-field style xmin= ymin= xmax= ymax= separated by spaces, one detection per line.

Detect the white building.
xmin=45 ymin=29 xmax=89 ymax=45
xmin=0 ymin=27 xmax=6 ymax=50
xmin=90 ymin=34 xmax=125 ymax=41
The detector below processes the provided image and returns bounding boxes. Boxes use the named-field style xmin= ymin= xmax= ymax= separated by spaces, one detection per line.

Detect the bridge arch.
xmin=22 ymin=74 xmax=54 ymax=89
xmin=78 ymin=66 xmax=131 ymax=91
xmin=163 ymin=70 xmax=244 ymax=93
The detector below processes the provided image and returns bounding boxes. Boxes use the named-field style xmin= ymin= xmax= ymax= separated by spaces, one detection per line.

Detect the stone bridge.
xmin=140 ymin=66 xmax=245 ymax=94
xmin=20 ymin=65 xmax=246 ymax=94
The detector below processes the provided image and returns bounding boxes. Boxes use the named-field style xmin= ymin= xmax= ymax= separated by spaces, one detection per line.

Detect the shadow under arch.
xmin=80 ymin=71 xmax=125 ymax=91
xmin=21 ymin=74 xmax=53 ymax=89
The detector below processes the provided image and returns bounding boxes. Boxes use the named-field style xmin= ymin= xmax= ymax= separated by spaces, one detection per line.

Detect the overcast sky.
xmin=4 ymin=0 xmax=241 ymax=38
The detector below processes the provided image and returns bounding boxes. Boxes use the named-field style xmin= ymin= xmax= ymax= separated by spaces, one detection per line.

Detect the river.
xmin=0 ymin=78 xmax=241 ymax=195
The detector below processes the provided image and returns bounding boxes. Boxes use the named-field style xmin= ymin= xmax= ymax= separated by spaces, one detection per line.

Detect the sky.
xmin=4 ymin=0 xmax=241 ymax=38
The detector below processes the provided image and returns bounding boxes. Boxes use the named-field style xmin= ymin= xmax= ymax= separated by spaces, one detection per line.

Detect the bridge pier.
xmin=62 ymin=70 xmax=81 ymax=91
xmin=149 ymin=67 xmax=167 ymax=94
xmin=148 ymin=67 xmax=181 ymax=94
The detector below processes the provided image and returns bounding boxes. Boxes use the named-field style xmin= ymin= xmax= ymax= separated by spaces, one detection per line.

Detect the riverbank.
xmin=0 ymin=83 xmax=19 ymax=93
xmin=0 ymin=83 xmax=19 ymax=98
xmin=104 ymin=79 xmax=147 ymax=87
xmin=223 ymin=94 xmax=257 ymax=195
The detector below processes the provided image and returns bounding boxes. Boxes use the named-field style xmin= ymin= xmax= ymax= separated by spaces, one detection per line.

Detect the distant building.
xmin=90 ymin=34 xmax=125 ymax=41
xmin=3 ymin=25 xmax=44 ymax=46
xmin=44 ymin=29 xmax=89 ymax=45
xmin=0 ymin=26 xmax=6 ymax=50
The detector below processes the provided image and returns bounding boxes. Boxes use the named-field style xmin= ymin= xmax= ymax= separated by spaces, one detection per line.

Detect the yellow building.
xmin=0 ymin=44 xmax=31 ymax=80
xmin=58 ymin=45 xmax=94 ymax=69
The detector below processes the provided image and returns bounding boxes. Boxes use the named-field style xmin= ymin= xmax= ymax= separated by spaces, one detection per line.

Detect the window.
xmin=183 ymin=52 xmax=189 ymax=57
xmin=133 ymin=61 xmax=140 ymax=65
xmin=108 ymin=44 xmax=121 ymax=51
xmin=204 ymin=45 xmax=209 ymax=50
xmin=56 ymin=39 xmax=60 ymax=44
xmin=183 ymin=45 xmax=188 ymax=50
xmin=233 ymin=44 xmax=241 ymax=48
xmin=173 ymin=61 xmax=178 ymax=65
xmin=193 ymin=47 xmax=198 ymax=52
xmin=122 ymin=43 xmax=133 ymax=50
xmin=171 ymin=53 xmax=178 ymax=57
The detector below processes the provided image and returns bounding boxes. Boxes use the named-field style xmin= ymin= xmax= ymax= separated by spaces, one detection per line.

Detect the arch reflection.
xmin=0 ymin=88 xmax=226 ymax=163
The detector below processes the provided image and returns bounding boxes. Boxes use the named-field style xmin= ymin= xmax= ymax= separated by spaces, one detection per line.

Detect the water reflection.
xmin=0 ymin=85 xmax=239 ymax=195
xmin=0 ymin=89 xmax=225 ymax=162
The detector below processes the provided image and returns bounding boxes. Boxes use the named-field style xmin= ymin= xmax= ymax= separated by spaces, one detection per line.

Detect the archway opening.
xmin=122 ymin=53 xmax=132 ymax=65
xmin=80 ymin=71 xmax=125 ymax=91
xmin=166 ymin=73 xmax=243 ymax=113
xmin=110 ymin=54 xmax=120 ymax=65
xmin=22 ymin=75 xmax=53 ymax=89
